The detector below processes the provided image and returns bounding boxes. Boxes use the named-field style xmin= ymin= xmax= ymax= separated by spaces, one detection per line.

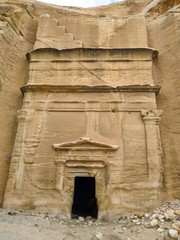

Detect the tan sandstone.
xmin=0 ymin=0 xmax=179 ymax=219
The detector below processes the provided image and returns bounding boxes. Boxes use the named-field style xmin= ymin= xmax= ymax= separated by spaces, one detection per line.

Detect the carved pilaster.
xmin=141 ymin=110 xmax=163 ymax=181
xmin=12 ymin=110 xmax=33 ymax=156
xmin=13 ymin=110 xmax=33 ymax=190
xmin=54 ymin=152 xmax=66 ymax=191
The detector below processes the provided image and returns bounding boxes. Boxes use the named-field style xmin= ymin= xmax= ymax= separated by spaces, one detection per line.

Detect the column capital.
xmin=141 ymin=110 xmax=163 ymax=124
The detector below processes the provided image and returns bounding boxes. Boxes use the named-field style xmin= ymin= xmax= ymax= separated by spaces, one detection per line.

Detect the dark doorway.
xmin=72 ymin=177 xmax=98 ymax=219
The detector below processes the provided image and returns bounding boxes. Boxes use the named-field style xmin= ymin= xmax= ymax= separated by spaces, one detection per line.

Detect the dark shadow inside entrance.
xmin=72 ymin=177 xmax=98 ymax=219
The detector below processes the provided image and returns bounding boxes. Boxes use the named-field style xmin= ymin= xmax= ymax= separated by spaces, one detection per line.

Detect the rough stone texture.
xmin=146 ymin=1 xmax=180 ymax=199
xmin=0 ymin=0 xmax=179 ymax=217
xmin=0 ymin=0 xmax=38 ymax=205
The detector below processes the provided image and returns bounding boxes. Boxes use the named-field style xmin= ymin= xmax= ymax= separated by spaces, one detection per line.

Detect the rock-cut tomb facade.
xmin=3 ymin=14 xmax=163 ymax=219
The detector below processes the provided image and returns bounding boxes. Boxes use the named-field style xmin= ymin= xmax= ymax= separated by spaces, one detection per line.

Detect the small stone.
xmin=156 ymin=224 xmax=160 ymax=229
xmin=157 ymin=228 xmax=164 ymax=233
xmin=144 ymin=213 xmax=150 ymax=219
xmin=132 ymin=219 xmax=138 ymax=223
xmin=171 ymin=222 xmax=180 ymax=233
xmin=94 ymin=232 xmax=103 ymax=239
xmin=86 ymin=216 xmax=92 ymax=221
xmin=175 ymin=209 xmax=180 ymax=215
xmin=8 ymin=211 xmax=16 ymax=216
xmin=137 ymin=212 xmax=144 ymax=218
xmin=158 ymin=214 xmax=164 ymax=221
xmin=166 ymin=210 xmax=175 ymax=218
xmin=168 ymin=229 xmax=178 ymax=239
xmin=150 ymin=219 xmax=159 ymax=228
xmin=78 ymin=216 xmax=84 ymax=222
xmin=152 ymin=214 xmax=157 ymax=219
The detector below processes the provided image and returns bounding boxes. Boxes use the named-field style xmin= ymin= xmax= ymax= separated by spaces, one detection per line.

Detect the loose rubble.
xmin=169 ymin=229 xmax=178 ymax=239
xmin=0 ymin=200 xmax=179 ymax=240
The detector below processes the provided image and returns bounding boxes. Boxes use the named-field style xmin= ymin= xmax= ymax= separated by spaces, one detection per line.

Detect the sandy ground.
xmin=0 ymin=201 xmax=180 ymax=240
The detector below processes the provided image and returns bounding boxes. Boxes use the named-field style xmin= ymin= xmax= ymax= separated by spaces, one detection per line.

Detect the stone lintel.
xmin=21 ymin=84 xmax=161 ymax=95
xmin=65 ymin=160 xmax=105 ymax=168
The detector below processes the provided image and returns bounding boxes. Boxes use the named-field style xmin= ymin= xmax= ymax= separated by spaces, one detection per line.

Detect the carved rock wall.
xmin=3 ymin=43 xmax=162 ymax=216
xmin=0 ymin=0 xmax=179 ymax=211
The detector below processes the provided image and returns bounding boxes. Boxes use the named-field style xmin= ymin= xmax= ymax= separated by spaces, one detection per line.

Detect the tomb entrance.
xmin=72 ymin=177 xmax=97 ymax=219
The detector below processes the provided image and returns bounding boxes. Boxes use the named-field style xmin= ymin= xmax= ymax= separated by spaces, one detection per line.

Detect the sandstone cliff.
xmin=146 ymin=0 xmax=180 ymax=199
xmin=0 ymin=0 xmax=179 ymax=209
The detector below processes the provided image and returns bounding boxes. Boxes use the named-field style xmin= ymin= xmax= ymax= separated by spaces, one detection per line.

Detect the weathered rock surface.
xmin=146 ymin=0 xmax=180 ymax=199
xmin=0 ymin=0 xmax=37 ymax=205
xmin=0 ymin=0 xmax=179 ymax=215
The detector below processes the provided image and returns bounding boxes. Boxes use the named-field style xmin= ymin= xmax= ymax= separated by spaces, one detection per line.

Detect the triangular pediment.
xmin=52 ymin=138 xmax=119 ymax=151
